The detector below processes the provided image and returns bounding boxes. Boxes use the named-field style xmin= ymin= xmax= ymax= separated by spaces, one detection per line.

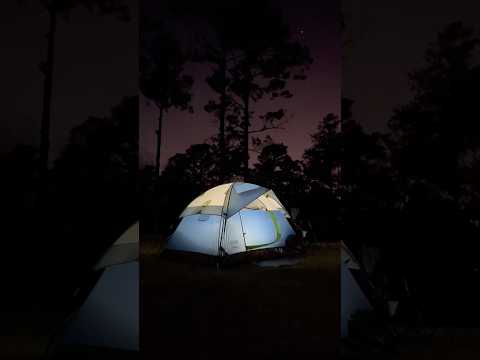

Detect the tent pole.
xmin=217 ymin=216 xmax=226 ymax=272
xmin=217 ymin=183 xmax=234 ymax=269
xmin=238 ymin=210 xmax=247 ymax=252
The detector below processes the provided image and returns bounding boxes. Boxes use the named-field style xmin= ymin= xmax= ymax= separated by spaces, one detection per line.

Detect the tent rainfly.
xmin=60 ymin=221 xmax=139 ymax=352
xmin=166 ymin=182 xmax=296 ymax=256
xmin=341 ymin=241 xmax=374 ymax=337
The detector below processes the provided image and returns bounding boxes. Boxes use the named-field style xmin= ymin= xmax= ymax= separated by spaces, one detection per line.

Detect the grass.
xmin=141 ymin=241 xmax=340 ymax=359
xmin=391 ymin=334 xmax=480 ymax=360
xmin=141 ymin=237 xmax=164 ymax=257
xmin=0 ymin=310 xmax=65 ymax=359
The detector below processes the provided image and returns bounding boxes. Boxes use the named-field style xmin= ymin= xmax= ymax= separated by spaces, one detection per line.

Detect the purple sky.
xmin=140 ymin=1 xmax=341 ymax=168
xmin=4 ymin=0 xmax=478 ymax=169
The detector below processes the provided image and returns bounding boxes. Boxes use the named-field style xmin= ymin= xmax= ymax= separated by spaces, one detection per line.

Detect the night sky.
xmin=1 ymin=1 xmax=137 ymax=161
xmin=4 ymin=1 xmax=479 ymax=168
xmin=343 ymin=0 xmax=480 ymax=132
xmin=140 ymin=0 xmax=341 ymax=168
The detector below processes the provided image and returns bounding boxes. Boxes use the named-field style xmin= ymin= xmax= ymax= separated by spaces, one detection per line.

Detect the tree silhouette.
xmin=301 ymin=113 xmax=344 ymax=242
xmin=18 ymin=0 xmax=130 ymax=194
xmin=1 ymin=144 xmax=42 ymax=304
xmin=338 ymin=23 xmax=480 ymax=325
xmin=304 ymin=113 xmax=342 ymax=189
xmin=2 ymin=96 xmax=138 ymax=306
xmin=253 ymin=142 xmax=303 ymax=207
xmin=185 ymin=0 xmax=240 ymax=183
xmin=221 ymin=0 xmax=311 ymax=180
xmin=389 ymin=21 xmax=480 ymax=200
xmin=341 ymin=98 xmax=395 ymax=247
xmin=149 ymin=143 xmax=219 ymax=232
xmin=2 ymin=144 xmax=40 ymax=239
xmin=169 ymin=0 xmax=311 ymax=182
xmin=162 ymin=143 xmax=219 ymax=190
xmin=53 ymin=96 xmax=138 ymax=271
xmin=385 ymin=22 xmax=480 ymax=323
xmin=140 ymin=18 xmax=194 ymax=177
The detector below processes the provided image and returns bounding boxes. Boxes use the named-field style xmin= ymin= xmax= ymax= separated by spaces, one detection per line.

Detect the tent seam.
xmin=218 ymin=183 xmax=235 ymax=256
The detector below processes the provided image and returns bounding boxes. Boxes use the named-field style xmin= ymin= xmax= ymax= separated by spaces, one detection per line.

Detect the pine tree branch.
xmin=248 ymin=122 xmax=287 ymax=134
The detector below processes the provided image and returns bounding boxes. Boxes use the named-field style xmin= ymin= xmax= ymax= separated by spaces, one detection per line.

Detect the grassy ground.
xmin=342 ymin=300 xmax=480 ymax=359
xmin=392 ymin=333 xmax=480 ymax=360
xmin=343 ymin=330 xmax=480 ymax=360
xmin=0 ymin=310 xmax=65 ymax=359
xmin=141 ymin=241 xmax=340 ymax=359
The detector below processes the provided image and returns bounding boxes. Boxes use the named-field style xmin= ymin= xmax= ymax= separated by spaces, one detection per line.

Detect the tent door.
xmin=221 ymin=212 xmax=246 ymax=255
xmin=240 ymin=209 xmax=278 ymax=250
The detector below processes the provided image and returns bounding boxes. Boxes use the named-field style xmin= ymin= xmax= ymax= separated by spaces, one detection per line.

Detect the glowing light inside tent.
xmin=168 ymin=183 xmax=296 ymax=256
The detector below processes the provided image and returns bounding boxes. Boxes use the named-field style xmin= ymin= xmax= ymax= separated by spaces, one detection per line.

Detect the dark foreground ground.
xmin=0 ymin=310 xmax=64 ymax=359
xmin=141 ymin=243 xmax=340 ymax=359
xmin=343 ymin=328 xmax=480 ymax=360
xmin=5 ymin=240 xmax=478 ymax=359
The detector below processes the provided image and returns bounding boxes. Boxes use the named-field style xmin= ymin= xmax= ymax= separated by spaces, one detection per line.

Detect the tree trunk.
xmin=154 ymin=105 xmax=164 ymax=177
xmin=40 ymin=8 xmax=57 ymax=194
xmin=153 ymin=105 xmax=164 ymax=234
xmin=218 ymin=53 xmax=227 ymax=183
xmin=242 ymin=93 xmax=250 ymax=181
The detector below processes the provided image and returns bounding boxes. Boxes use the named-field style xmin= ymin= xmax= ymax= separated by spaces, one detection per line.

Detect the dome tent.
xmin=52 ymin=222 xmax=139 ymax=356
xmin=166 ymin=182 xmax=296 ymax=256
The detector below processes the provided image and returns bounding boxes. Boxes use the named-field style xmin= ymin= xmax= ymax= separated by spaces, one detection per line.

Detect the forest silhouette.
xmin=3 ymin=1 xmax=136 ymax=313
xmin=341 ymin=21 xmax=480 ymax=327
xmin=2 ymin=96 xmax=138 ymax=310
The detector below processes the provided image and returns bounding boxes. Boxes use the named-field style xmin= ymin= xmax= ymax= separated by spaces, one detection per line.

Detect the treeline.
xmin=342 ymin=21 xmax=480 ymax=325
xmin=2 ymin=96 xmax=138 ymax=307
xmin=139 ymin=112 xmax=342 ymax=242
xmin=1 ymin=0 xmax=136 ymax=307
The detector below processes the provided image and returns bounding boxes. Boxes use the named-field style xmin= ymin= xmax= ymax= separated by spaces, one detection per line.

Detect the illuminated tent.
xmin=166 ymin=182 xmax=296 ymax=256
xmin=341 ymin=241 xmax=373 ymax=337
xmin=59 ymin=222 xmax=139 ymax=352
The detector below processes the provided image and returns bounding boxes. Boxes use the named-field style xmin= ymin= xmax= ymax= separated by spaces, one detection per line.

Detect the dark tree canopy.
xmin=303 ymin=113 xmax=341 ymax=187
xmin=140 ymin=18 xmax=194 ymax=175
xmin=389 ymin=21 xmax=480 ymax=195
xmin=337 ymin=22 xmax=480 ymax=325
xmin=253 ymin=142 xmax=303 ymax=207
xmin=140 ymin=20 xmax=193 ymax=113
xmin=53 ymin=96 xmax=138 ymax=270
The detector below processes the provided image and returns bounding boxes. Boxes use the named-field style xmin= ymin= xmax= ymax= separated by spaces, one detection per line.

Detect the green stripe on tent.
xmin=246 ymin=211 xmax=281 ymax=251
xmin=268 ymin=211 xmax=281 ymax=242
